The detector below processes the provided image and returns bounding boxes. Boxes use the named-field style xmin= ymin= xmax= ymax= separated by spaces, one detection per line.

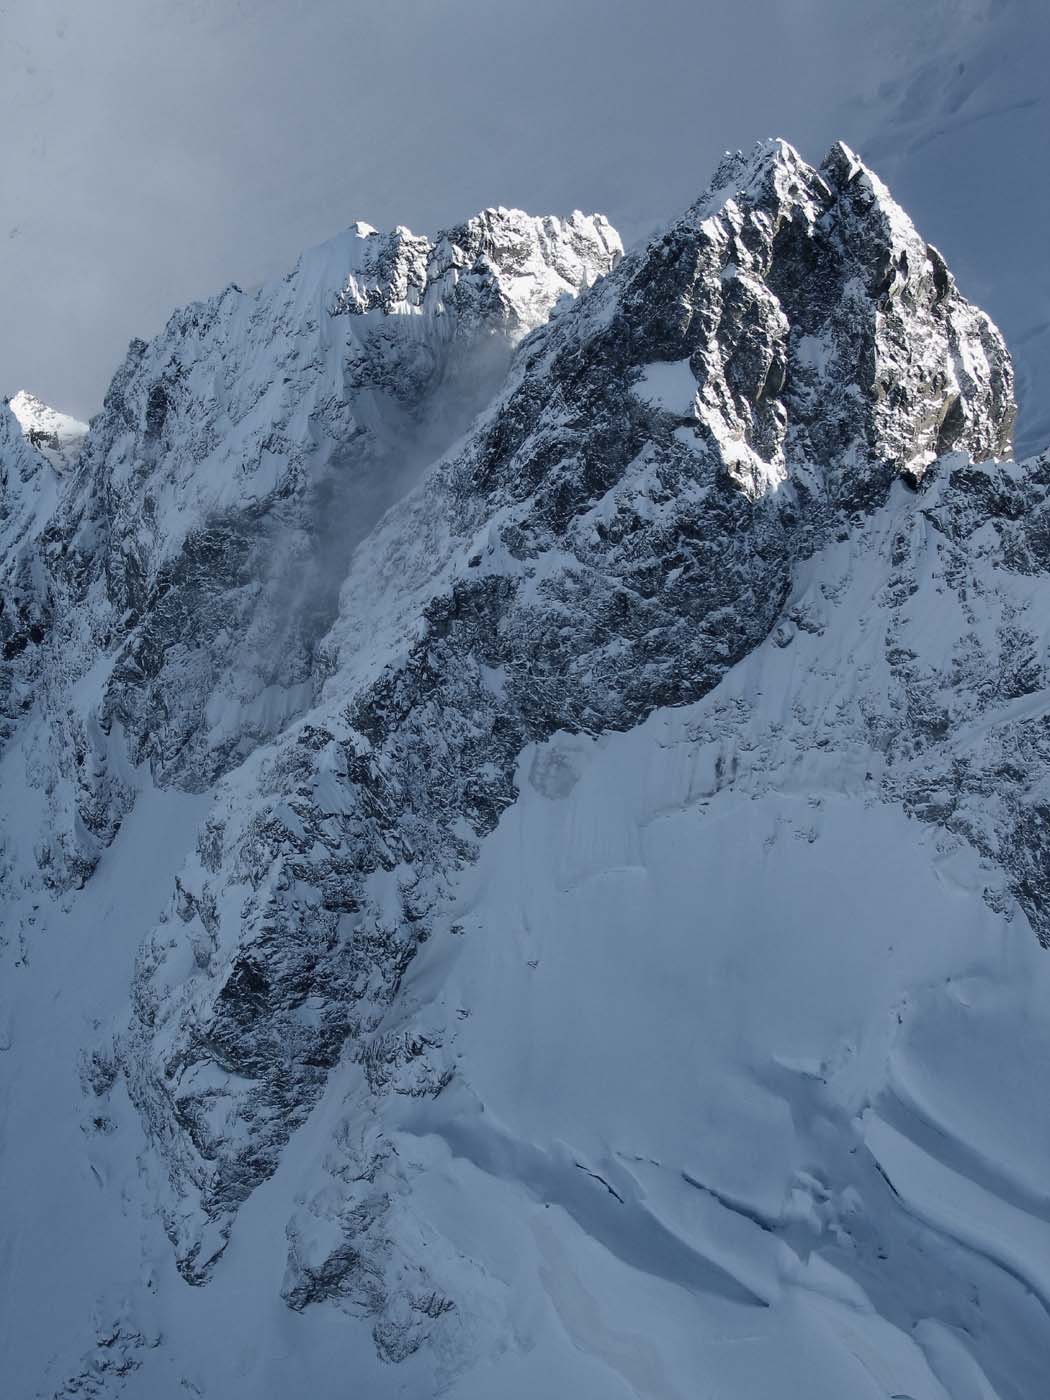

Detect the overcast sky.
xmin=2 ymin=0 xmax=1048 ymax=451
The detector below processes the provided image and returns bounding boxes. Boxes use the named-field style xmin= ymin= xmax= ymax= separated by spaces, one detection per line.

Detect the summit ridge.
xmin=1 ymin=140 xmax=1048 ymax=1399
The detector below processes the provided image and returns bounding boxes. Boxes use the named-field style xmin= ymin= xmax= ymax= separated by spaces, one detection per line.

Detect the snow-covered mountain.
xmin=0 ymin=391 xmax=86 ymax=553
xmin=2 ymin=139 xmax=1050 ymax=1399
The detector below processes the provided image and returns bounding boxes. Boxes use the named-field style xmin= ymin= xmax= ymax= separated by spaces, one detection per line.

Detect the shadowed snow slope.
xmin=1 ymin=139 xmax=1049 ymax=1398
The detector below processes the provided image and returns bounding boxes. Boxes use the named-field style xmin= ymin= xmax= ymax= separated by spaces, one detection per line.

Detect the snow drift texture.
xmin=2 ymin=140 xmax=1050 ymax=1400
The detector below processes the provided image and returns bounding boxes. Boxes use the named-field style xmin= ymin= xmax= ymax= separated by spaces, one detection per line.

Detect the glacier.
xmin=2 ymin=138 xmax=1050 ymax=1399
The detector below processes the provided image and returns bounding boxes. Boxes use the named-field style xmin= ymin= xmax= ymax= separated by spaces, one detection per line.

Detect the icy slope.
xmin=2 ymin=137 xmax=1049 ymax=1397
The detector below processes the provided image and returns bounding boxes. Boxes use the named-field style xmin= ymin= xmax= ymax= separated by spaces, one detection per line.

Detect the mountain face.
xmin=842 ymin=0 xmax=1050 ymax=464
xmin=0 ymin=392 xmax=86 ymax=555
xmin=7 ymin=390 xmax=87 ymax=470
xmin=0 ymin=206 xmax=620 ymax=885
xmin=2 ymin=140 xmax=1050 ymax=1399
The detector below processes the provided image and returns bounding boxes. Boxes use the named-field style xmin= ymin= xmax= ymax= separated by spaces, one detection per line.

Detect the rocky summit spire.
xmin=620 ymin=136 xmax=1014 ymax=503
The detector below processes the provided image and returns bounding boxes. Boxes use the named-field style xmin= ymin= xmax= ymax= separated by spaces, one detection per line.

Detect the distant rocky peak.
xmin=7 ymin=389 xmax=87 ymax=472
xmin=0 ymin=135 xmax=1039 ymax=1350
xmin=434 ymin=206 xmax=624 ymax=336
xmin=693 ymin=135 xmax=827 ymax=225
xmin=1 ymin=393 xmax=85 ymax=559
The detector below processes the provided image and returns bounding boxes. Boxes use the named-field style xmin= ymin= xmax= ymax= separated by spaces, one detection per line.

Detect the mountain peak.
xmin=1 ymin=138 xmax=1047 ymax=1399
xmin=7 ymin=388 xmax=87 ymax=471
xmin=695 ymin=136 xmax=818 ymax=216
xmin=647 ymin=135 xmax=1015 ymax=496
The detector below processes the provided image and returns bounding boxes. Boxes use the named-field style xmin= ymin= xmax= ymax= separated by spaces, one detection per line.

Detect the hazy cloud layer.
xmin=2 ymin=0 xmax=1047 ymax=451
